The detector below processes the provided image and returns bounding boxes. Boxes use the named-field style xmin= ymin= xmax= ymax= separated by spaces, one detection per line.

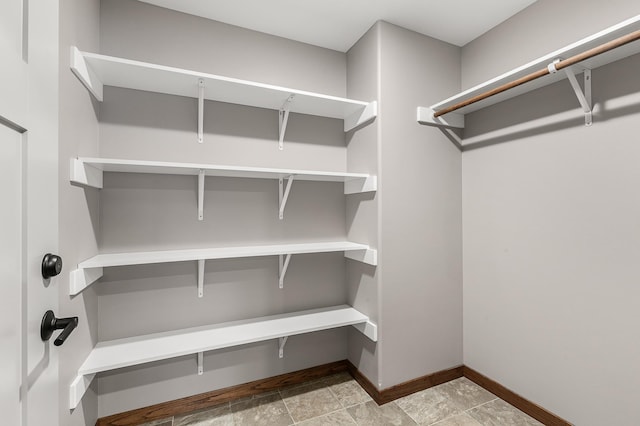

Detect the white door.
xmin=0 ymin=0 xmax=60 ymax=425
xmin=0 ymin=124 xmax=23 ymax=426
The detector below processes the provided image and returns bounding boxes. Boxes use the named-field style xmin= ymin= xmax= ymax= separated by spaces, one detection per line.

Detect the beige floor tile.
xmin=139 ymin=419 xmax=173 ymax=426
xmin=467 ymin=399 xmax=544 ymax=426
xmin=174 ymin=403 xmax=233 ymax=426
xmin=295 ymin=409 xmax=357 ymax=425
xmin=395 ymin=387 xmax=462 ymax=425
xmin=346 ymin=401 xmax=417 ymax=425
xmin=435 ymin=378 xmax=496 ymax=411
xmin=432 ymin=413 xmax=483 ymax=426
xmin=231 ymin=393 xmax=293 ymax=426
xmin=280 ymin=381 xmax=342 ymax=422
xmin=323 ymin=373 xmax=372 ymax=407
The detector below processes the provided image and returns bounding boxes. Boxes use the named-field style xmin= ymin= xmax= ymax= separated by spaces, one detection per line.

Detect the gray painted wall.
xmin=346 ymin=22 xmax=382 ymax=388
xmin=346 ymin=21 xmax=463 ymax=390
xmin=461 ymin=1 xmax=640 ymax=424
xmin=58 ymin=0 xmax=101 ymax=424
xmin=378 ymin=22 xmax=462 ymax=388
xmin=96 ymin=0 xmax=356 ymax=416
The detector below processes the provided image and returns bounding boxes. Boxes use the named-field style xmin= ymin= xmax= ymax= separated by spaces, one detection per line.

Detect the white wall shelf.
xmin=69 ymin=304 xmax=377 ymax=409
xmin=71 ymin=157 xmax=376 ymax=221
xmin=70 ymin=46 xmax=377 ymax=145
xmin=418 ymin=14 xmax=640 ymax=129
xmin=69 ymin=241 xmax=377 ymax=296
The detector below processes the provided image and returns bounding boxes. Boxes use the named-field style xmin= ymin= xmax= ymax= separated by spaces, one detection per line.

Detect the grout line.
xmin=393 ymin=400 xmax=422 ymax=426
xmin=327 ymin=376 xmax=374 ymax=410
xmin=288 ymin=376 xmax=366 ymax=425
xmin=278 ymin=388 xmax=297 ymax=425
xmin=463 ymin=397 xmax=498 ymax=414
xmin=292 ymin=406 xmax=353 ymax=425
xmin=325 ymin=381 xmax=345 ymax=409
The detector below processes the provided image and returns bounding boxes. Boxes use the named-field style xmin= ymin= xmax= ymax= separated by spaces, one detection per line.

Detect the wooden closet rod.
xmin=433 ymin=28 xmax=640 ymax=118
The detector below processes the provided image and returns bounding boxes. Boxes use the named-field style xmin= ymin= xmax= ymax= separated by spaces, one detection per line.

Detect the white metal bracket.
xmin=197 ymin=259 xmax=205 ymax=298
xmin=278 ymin=95 xmax=295 ymax=150
xmin=564 ymin=68 xmax=592 ymax=126
xmin=278 ymin=336 xmax=288 ymax=358
xmin=278 ymin=175 xmax=294 ymax=220
xmin=197 ymin=351 xmax=204 ymax=375
xmin=198 ymin=169 xmax=205 ymax=221
xmin=198 ymin=79 xmax=205 ymax=143
xmin=278 ymin=254 xmax=292 ymax=289
xmin=548 ymin=60 xmax=592 ymax=126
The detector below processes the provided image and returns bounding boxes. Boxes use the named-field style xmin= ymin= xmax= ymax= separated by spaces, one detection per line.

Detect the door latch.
xmin=40 ymin=310 xmax=78 ymax=346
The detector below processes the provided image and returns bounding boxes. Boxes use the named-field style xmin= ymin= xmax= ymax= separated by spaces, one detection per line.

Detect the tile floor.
xmin=140 ymin=373 xmax=543 ymax=426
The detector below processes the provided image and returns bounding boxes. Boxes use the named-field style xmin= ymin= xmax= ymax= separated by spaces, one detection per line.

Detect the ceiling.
xmin=138 ymin=0 xmax=537 ymax=52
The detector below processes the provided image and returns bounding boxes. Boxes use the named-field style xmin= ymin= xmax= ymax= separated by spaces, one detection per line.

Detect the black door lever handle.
xmin=40 ymin=310 xmax=78 ymax=346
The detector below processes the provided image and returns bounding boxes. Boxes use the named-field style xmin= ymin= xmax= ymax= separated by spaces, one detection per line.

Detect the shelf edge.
xmin=70 ymin=46 xmax=104 ymax=101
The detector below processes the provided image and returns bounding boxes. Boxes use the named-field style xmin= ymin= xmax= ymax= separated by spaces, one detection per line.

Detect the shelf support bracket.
xmin=278 ymin=254 xmax=292 ymax=289
xmin=197 ymin=259 xmax=205 ymax=298
xmin=278 ymin=175 xmax=294 ymax=220
xmin=198 ymin=79 xmax=205 ymax=143
xmin=279 ymin=95 xmax=295 ymax=150
xmin=198 ymin=169 xmax=205 ymax=221
xmin=278 ymin=336 xmax=288 ymax=358
xmin=197 ymin=352 xmax=204 ymax=375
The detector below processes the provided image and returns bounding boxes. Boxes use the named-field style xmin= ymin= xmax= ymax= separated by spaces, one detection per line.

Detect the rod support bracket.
xmin=563 ymin=67 xmax=592 ymax=126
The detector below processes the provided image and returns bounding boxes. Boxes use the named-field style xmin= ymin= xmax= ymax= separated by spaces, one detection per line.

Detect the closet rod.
xmin=433 ymin=29 xmax=640 ymax=118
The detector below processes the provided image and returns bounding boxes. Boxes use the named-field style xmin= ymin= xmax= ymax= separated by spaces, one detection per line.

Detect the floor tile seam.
xmin=462 ymin=396 xmax=499 ymax=414
xmin=427 ymin=411 xmax=479 ymax=426
xmin=325 ymin=382 xmax=354 ymax=410
xmin=340 ymin=398 xmax=373 ymax=410
xmin=291 ymin=406 xmax=355 ymax=425
xmin=277 ymin=389 xmax=297 ymax=425
xmin=343 ymin=402 xmax=366 ymax=425
xmin=395 ymin=384 xmax=491 ymax=426
xmin=389 ymin=400 xmax=423 ymax=426
xmin=433 ymin=384 xmax=500 ymax=415
xmin=394 ymin=385 xmax=463 ymax=425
